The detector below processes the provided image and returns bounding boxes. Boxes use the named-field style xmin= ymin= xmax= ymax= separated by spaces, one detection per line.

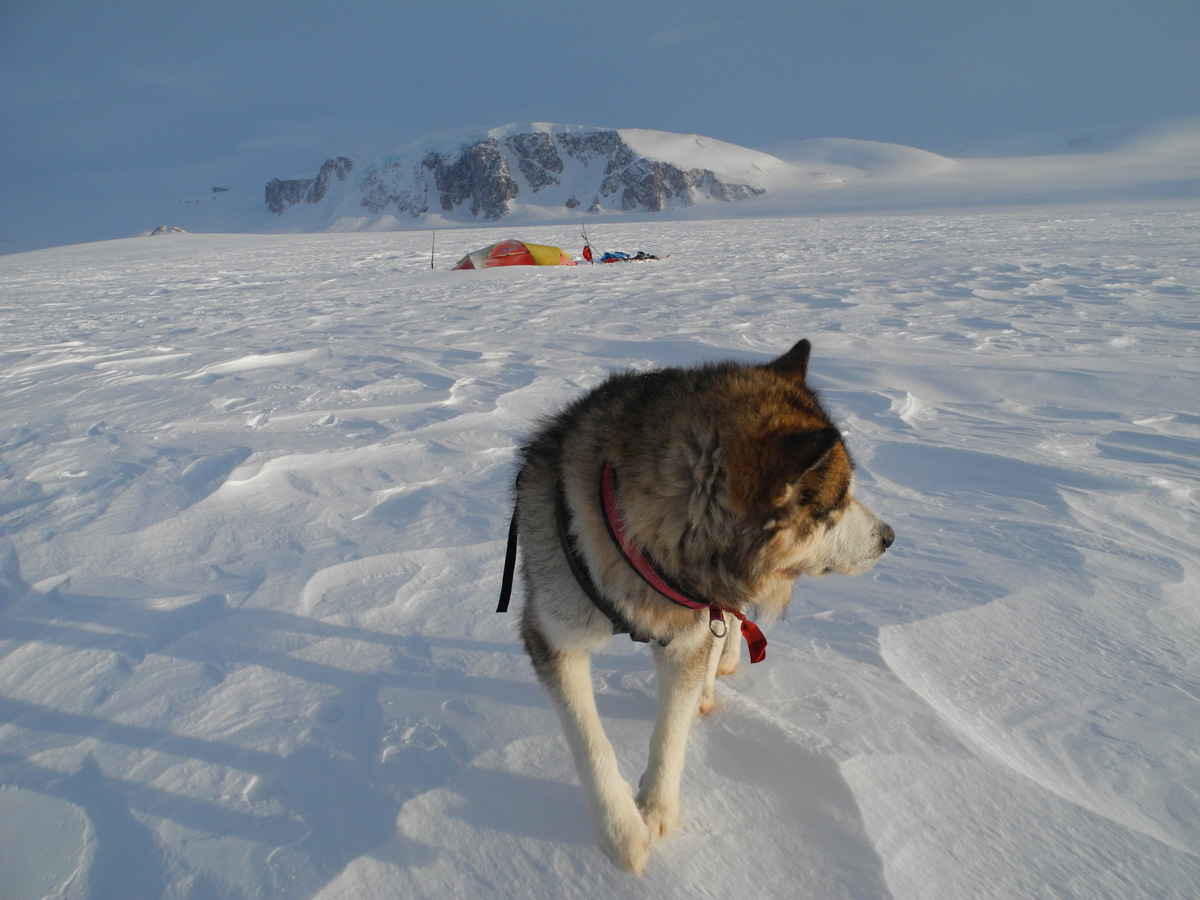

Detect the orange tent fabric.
xmin=453 ymin=240 xmax=577 ymax=269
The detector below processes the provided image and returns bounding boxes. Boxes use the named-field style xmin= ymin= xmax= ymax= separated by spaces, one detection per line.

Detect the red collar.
xmin=601 ymin=463 xmax=767 ymax=663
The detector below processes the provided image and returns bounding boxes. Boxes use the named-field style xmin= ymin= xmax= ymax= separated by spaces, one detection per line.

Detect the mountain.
xmin=264 ymin=124 xmax=832 ymax=228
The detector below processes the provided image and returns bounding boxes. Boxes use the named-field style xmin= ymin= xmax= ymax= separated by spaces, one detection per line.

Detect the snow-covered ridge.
xmin=265 ymin=123 xmax=830 ymax=229
xmin=758 ymin=120 xmax=1200 ymax=213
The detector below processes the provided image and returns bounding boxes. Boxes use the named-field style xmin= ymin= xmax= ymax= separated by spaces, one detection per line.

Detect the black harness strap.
xmin=495 ymin=478 xmax=667 ymax=646
xmin=554 ymin=481 xmax=658 ymax=643
xmin=495 ymin=504 xmax=520 ymax=613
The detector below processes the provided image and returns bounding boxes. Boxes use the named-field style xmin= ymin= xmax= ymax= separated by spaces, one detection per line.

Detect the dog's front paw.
xmin=597 ymin=793 xmax=651 ymax=875
xmin=637 ymin=792 xmax=682 ymax=844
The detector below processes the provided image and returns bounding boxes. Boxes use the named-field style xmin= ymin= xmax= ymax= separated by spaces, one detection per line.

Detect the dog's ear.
xmin=771 ymin=427 xmax=840 ymax=506
xmin=769 ymin=339 xmax=811 ymax=380
xmin=782 ymin=427 xmax=839 ymax=476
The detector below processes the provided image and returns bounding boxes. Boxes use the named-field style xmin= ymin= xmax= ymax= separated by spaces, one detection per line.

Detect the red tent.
xmin=453 ymin=240 xmax=577 ymax=269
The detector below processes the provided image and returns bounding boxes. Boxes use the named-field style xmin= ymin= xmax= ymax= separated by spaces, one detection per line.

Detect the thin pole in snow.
xmin=431 ymin=231 xmax=435 ymax=269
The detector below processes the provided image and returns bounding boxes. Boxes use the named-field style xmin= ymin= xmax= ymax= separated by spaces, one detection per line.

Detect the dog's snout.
xmin=880 ymin=523 xmax=895 ymax=551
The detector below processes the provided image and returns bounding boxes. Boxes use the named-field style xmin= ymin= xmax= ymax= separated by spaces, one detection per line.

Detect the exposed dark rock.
xmin=308 ymin=157 xmax=354 ymax=205
xmin=265 ymin=178 xmax=311 ymax=215
xmin=265 ymin=157 xmax=353 ymax=215
xmin=557 ymin=130 xmax=629 ymax=165
xmin=359 ymin=161 xmax=405 ymax=215
xmin=506 ymin=132 xmax=563 ymax=192
xmin=696 ymin=172 xmax=766 ymax=202
xmin=597 ymin=158 xmax=767 ymax=211
xmin=602 ymin=159 xmax=692 ymax=211
xmin=428 ymin=139 xmax=518 ymax=220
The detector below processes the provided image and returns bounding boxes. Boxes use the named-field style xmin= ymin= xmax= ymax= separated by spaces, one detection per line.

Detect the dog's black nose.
xmin=880 ymin=524 xmax=895 ymax=551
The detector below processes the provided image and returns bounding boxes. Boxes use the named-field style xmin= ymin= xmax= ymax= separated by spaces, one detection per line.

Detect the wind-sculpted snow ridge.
xmin=0 ymin=211 xmax=1197 ymax=899
xmin=265 ymin=123 xmax=812 ymax=228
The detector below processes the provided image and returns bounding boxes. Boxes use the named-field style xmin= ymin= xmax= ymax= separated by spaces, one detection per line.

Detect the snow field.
xmin=0 ymin=210 xmax=1197 ymax=899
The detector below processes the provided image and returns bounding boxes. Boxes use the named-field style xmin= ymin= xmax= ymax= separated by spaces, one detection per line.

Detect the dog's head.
xmin=617 ymin=339 xmax=892 ymax=619
xmin=708 ymin=340 xmax=894 ymax=607
xmin=755 ymin=340 xmax=892 ymax=576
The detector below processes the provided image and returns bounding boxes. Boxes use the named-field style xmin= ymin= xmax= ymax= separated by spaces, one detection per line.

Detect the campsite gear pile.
xmin=598 ymin=250 xmax=661 ymax=263
xmin=581 ymin=226 xmax=663 ymax=264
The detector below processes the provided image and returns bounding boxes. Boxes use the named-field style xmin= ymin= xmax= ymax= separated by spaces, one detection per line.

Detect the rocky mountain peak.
xmin=264 ymin=126 xmax=775 ymax=223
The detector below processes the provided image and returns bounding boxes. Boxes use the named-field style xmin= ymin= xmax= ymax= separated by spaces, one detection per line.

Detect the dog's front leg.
xmin=532 ymin=644 xmax=651 ymax=874
xmin=637 ymin=631 xmax=711 ymax=842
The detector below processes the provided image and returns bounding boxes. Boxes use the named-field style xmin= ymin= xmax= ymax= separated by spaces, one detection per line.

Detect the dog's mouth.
xmin=779 ymin=555 xmax=882 ymax=579
xmin=833 ymin=555 xmax=885 ymax=576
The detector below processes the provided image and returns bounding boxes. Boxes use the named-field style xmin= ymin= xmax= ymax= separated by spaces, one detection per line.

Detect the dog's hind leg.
xmin=699 ymin=624 xmax=726 ymax=716
xmin=522 ymin=615 xmax=651 ymax=874
xmin=700 ymin=613 xmax=740 ymax=715
xmin=637 ymin=629 xmax=712 ymax=842
xmin=716 ymin=614 xmax=741 ymax=676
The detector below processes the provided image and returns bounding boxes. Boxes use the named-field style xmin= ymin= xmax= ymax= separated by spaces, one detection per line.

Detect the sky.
xmin=1 ymin=0 xmax=1197 ymax=252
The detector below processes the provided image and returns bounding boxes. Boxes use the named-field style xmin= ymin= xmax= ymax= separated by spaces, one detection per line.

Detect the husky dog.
xmin=501 ymin=339 xmax=893 ymax=874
